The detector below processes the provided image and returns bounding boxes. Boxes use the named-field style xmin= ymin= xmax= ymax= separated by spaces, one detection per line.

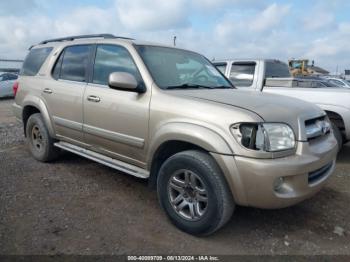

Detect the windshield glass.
xmin=265 ymin=61 xmax=291 ymax=78
xmin=136 ymin=45 xmax=233 ymax=90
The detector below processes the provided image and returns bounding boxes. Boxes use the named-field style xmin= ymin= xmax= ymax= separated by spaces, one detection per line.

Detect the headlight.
xmin=231 ymin=123 xmax=295 ymax=152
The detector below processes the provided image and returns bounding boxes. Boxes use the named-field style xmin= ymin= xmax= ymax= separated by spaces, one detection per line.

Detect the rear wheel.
xmin=26 ymin=113 xmax=60 ymax=162
xmin=157 ymin=150 xmax=234 ymax=236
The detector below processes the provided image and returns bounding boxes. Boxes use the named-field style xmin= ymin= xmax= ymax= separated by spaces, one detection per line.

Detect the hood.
xmin=169 ymin=89 xmax=325 ymax=139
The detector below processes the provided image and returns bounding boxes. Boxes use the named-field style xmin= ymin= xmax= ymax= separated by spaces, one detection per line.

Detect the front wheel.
xmin=157 ymin=150 xmax=235 ymax=236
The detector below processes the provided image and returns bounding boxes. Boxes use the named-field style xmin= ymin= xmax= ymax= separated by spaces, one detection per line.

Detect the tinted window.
xmin=265 ymin=61 xmax=291 ymax=78
xmin=52 ymin=51 xmax=64 ymax=79
xmin=214 ymin=63 xmax=227 ymax=74
xmin=20 ymin=47 xmax=53 ymax=76
xmin=7 ymin=74 xmax=18 ymax=81
xmin=60 ymin=45 xmax=91 ymax=82
xmin=230 ymin=63 xmax=255 ymax=87
xmin=137 ymin=45 xmax=232 ymax=89
xmin=93 ymin=45 xmax=142 ymax=86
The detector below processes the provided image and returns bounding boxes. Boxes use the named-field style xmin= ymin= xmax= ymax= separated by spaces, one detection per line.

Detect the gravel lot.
xmin=0 ymin=97 xmax=349 ymax=255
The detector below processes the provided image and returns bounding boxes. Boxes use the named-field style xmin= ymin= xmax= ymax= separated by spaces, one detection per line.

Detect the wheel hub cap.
xmin=31 ymin=124 xmax=44 ymax=152
xmin=167 ymin=169 xmax=208 ymax=221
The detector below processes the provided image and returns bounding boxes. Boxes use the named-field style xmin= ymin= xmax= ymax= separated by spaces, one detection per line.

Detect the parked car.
xmin=213 ymin=59 xmax=350 ymax=148
xmin=321 ymin=77 xmax=350 ymax=88
xmin=13 ymin=35 xmax=337 ymax=235
xmin=292 ymin=77 xmax=340 ymax=88
xmin=0 ymin=72 xmax=18 ymax=97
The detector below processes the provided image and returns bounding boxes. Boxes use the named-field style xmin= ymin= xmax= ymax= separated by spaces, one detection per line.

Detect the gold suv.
xmin=13 ymin=34 xmax=338 ymax=235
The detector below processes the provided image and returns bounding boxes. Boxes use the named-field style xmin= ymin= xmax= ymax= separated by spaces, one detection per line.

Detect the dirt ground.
xmin=0 ymin=97 xmax=349 ymax=255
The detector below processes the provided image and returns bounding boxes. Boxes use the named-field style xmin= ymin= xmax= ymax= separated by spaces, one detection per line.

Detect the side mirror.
xmin=108 ymin=72 xmax=143 ymax=92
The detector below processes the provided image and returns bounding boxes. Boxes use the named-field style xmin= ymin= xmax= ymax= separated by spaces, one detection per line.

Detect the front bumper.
xmin=211 ymin=133 xmax=338 ymax=209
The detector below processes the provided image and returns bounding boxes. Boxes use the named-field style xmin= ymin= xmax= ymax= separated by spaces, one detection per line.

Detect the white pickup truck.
xmin=213 ymin=59 xmax=350 ymax=148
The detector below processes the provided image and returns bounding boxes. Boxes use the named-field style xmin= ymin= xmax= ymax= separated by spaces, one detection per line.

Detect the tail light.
xmin=13 ymin=81 xmax=19 ymax=97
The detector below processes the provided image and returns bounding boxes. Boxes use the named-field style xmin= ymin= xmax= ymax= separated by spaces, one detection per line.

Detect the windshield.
xmin=136 ymin=45 xmax=233 ymax=90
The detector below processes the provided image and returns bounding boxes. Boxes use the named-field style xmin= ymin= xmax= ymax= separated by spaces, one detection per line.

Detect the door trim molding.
xmin=84 ymin=124 xmax=145 ymax=148
xmin=53 ymin=116 xmax=83 ymax=131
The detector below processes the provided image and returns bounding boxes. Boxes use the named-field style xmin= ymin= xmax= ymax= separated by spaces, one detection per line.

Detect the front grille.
xmin=305 ymin=116 xmax=331 ymax=141
xmin=308 ymin=162 xmax=333 ymax=184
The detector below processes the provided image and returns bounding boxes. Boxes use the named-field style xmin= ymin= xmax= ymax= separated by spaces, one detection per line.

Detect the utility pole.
xmin=336 ymin=64 xmax=338 ymax=76
xmin=173 ymin=36 xmax=177 ymax=47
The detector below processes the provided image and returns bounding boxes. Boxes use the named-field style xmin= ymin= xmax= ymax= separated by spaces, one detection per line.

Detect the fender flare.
xmin=147 ymin=122 xmax=233 ymax=168
xmin=22 ymin=95 xmax=56 ymax=137
xmin=318 ymin=104 xmax=350 ymax=140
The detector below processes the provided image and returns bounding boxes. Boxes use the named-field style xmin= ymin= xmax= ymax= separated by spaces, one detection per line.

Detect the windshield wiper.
xmin=166 ymin=83 xmax=232 ymax=90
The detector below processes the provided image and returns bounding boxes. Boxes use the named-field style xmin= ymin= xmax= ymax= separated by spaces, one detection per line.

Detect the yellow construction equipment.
xmin=288 ymin=59 xmax=315 ymax=77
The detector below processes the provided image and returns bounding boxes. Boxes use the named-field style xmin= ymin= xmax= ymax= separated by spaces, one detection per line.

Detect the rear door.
xmin=42 ymin=45 xmax=93 ymax=145
xmin=83 ymin=44 xmax=150 ymax=167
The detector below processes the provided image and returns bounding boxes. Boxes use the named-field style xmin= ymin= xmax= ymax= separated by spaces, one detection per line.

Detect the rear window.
xmin=265 ymin=61 xmax=291 ymax=78
xmin=20 ymin=47 xmax=53 ymax=76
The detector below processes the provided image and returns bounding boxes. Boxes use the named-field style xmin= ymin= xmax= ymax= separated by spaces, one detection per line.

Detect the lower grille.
xmin=308 ymin=162 xmax=333 ymax=184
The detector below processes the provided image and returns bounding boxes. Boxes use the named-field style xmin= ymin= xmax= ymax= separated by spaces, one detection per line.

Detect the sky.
xmin=0 ymin=0 xmax=349 ymax=73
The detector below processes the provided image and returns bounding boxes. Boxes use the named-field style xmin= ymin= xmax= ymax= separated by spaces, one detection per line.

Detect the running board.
xmin=54 ymin=142 xmax=149 ymax=179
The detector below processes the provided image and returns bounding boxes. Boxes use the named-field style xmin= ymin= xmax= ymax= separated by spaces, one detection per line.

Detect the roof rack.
xmin=38 ymin=34 xmax=134 ymax=45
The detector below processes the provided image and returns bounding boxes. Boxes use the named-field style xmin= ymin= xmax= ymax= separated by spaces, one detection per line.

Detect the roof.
xmin=31 ymin=34 xmax=190 ymax=53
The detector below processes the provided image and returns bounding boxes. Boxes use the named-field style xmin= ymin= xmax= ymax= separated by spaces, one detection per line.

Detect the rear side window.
xmin=58 ymin=45 xmax=91 ymax=82
xmin=52 ymin=52 xmax=64 ymax=80
xmin=230 ymin=62 xmax=256 ymax=87
xmin=92 ymin=45 xmax=142 ymax=86
xmin=20 ymin=47 xmax=53 ymax=76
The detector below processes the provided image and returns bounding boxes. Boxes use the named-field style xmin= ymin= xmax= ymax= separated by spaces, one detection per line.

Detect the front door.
xmin=83 ymin=44 xmax=150 ymax=167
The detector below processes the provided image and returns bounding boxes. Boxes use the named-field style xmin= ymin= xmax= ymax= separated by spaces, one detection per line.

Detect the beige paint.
xmin=13 ymin=37 xmax=338 ymax=209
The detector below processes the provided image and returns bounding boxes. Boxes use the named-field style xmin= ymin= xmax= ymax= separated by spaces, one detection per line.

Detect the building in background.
xmin=345 ymin=70 xmax=350 ymax=81
xmin=0 ymin=59 xmax=23 ymax=74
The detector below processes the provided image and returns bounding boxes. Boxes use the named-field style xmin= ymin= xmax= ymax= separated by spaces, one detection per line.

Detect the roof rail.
xmin=38 ymin=34 xmax=134 ymax=45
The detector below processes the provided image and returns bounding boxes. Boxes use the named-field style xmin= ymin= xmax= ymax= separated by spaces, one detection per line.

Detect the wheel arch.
xmin=325 ymin=110 xmax=346 ymax=142
xmin=147 ymin=123 xmax=233 ymax=189
xmin=22 ymin=97 xmax=55 ymax=137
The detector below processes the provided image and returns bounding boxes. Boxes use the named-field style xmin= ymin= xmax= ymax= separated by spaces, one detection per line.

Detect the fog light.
xmin=273 ymin=177 xmax=284 ymax=191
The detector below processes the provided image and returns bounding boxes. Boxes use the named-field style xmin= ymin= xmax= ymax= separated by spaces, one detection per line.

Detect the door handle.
xmin=43 ymin=88 xmax=53 ymax=94
xmin=87 ymin=95 xmax=101 ymax=102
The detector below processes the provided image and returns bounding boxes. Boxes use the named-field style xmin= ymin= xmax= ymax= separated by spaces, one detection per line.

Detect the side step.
xmin=54 ymin=141 xmax=149 ymax=179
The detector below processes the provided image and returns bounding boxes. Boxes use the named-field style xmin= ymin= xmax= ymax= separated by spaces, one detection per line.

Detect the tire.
xmin=157 ymin=150 xmax=235 ymax=236
xmin=26 ymin=113 xmax=60 ymax=162
xmin=331 ymin=123 xmax=343 ymax=152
